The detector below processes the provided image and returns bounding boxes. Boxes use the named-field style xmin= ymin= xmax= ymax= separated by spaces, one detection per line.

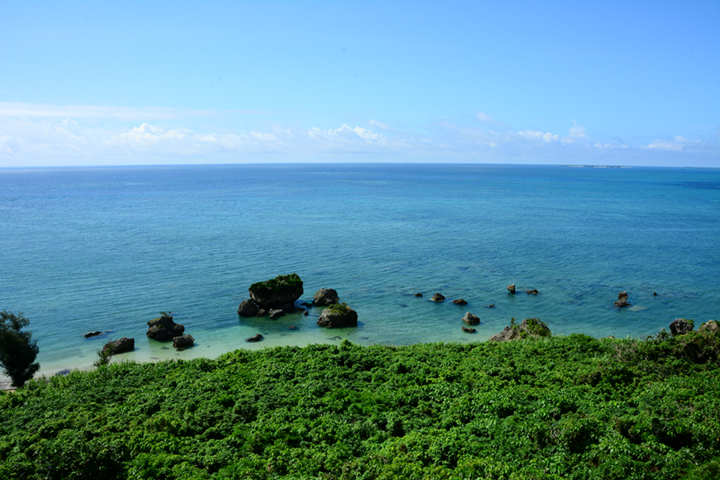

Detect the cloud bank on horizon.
xmin=0 ymin=1 xmax=718 ymax=167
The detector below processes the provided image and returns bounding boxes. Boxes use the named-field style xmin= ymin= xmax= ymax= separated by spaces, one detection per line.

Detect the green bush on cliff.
xmin=1 ymin=330 xmax=719 ymax=479
xmin=249 ymin=273 xmax=302 ymax=293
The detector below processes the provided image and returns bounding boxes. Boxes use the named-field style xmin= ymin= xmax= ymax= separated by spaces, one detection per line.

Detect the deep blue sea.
xmin=1 ymin=164 xmax=719 ymax=379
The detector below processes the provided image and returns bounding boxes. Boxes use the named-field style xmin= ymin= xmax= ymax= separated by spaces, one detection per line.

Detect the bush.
xmin=0 ymin=311 xmax=40 ymax=388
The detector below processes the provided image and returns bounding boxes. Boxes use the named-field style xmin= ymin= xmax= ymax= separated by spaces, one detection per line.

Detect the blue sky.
xmin=1 ymin=1 xmax=718 ymax=167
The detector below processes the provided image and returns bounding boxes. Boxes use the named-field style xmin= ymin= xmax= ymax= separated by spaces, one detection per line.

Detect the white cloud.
xmin=562 ymin=121 xmax=588 ymax=144
xmin=476 ymin=112 xmax=498 ymax=124
xmin=518 ymin=130 xmax=559 ymax=142
xmin=115 ymin=123 xmax=190 ymax=143
xmin=368 ymin=119 xmax=388 ymax=130
xmin=594 ymin=143 xmax=628 ymax=149
xmin=308 ymin=124 xmax=382 ymax=141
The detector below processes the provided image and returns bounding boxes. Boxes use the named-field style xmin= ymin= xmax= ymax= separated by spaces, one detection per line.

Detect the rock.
xmin=245 ymin=334 xmax=263 ymax=342
xmin=453 ymin=298 xmax=468 ymax=305
xmin=83 ymin=331 xmax=102 ymax=338
xmin=103 ymin=337 xmax=134 ymax=355
xmin=489 ymin=326 xmax=516 ymax=342
xmin=653 ymin=292 xmax=658 ymax=296
xmin=699 ymin=320 xmax=720 ymax=333
xmin=269 ymin=309 xmax=284 ymax=319
xmin=414 ymin=293 xmax=423 ymax=297
xmin=313 ymin=288 xmax=340 ymax=306
xmin=462 ymin=312 xmax=480 ymax=325
xmin=669 ymin=318 xmax=694 ymax=336
xmin=304 ymin=310 xmax=309 ymax=316
xmin=461 ymin=326 xmax=476 ymax=333
xmin=485 ymin=304 xmax=495 ymax=308
xmin=147 ymin=315 xmax=185 ymax=341
xmin=173 ymin=334 xmax=195 ymax=349
xmin=431 ymin=293 xmax=445 ymax=302
xmin=489 ymin=318 xmax=551 ymax=342
xmin=237 ymin=299 xmax=260 ymax=317
xmin=257 ymin=309 xmax=268 ymax=317
xmin=55 ymin=369 xmax=71 ymax=376
xmin=614 ymin=291 xmax=631 ymax=307
xmin=287 ymin=325 xmax=298 ymax=330
xmin=527 ymin=289 xmax=539 ymax=295
xmin=249 ymin=273 xmax=304 ymax=309
xmin=317 ymin=303 xmax=358 ymax=328
xmin=507 ymin=284 xmax=516 ymax=294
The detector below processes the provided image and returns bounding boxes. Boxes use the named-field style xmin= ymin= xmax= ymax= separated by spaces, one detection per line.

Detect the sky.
xmin=1 ymin=0 xmax=718 ymax=167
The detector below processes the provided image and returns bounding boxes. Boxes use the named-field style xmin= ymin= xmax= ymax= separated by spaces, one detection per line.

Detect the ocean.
xmin=1 ymin=163 xmax=718 ymax=379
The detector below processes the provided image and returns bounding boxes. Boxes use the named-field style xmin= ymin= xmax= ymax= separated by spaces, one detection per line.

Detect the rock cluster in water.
xmin=147 ymin=314 xmax=194 ymax=349
xmin=103 ymin=337 xmax=134 ymax=355
xmin=238 ymin=273 xmax=304 ymax=320
xmin=317 ymin=303 xmax=358 ymax=328
xmin=615 ymin=291 xmax=631 ymax=307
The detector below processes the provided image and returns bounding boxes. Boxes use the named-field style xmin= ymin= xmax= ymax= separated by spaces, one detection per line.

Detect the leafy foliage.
xmin=1 ymin=331 xmax=719 ymax=478
xmin=249 ymin=273 xmax=302 ymax=293
xmin=0 ymin=311 xmax=40 ymax=388
xmin=326 ymin=302 xmax=351 ymax=314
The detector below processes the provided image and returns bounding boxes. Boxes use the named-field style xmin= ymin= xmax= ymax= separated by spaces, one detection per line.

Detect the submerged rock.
xmin=462 ymin=312 xmax=480 ymax=325
xmin=485 ymin=304 xmax=495 ymax=308
xmin=83 ymin=331 xmax=102 ymax=338
xmin=507 ymin=284 xmax=516 ymax=294
xmin=614 ymin=291 xmax=631 ymax=307
xmin=103 ymin=337 xmax=134 ymax=355
xmin=269 ymin=309 xmax=284 ymax=319
xmin=670 ymin=318 xmax=694 ymax=336
xmin=414 ymin=293 xmax=423 ymax=297
xmin=431 ymin=293 xmax=445 ymax=302
xmin=249 ymin=273 xmax=304 ymax=309
xmin=173 ymin=334 xmax=194 ymax=349
xmin=317 ymin=303 xmax=358 ymax=328
xmin=461 ymin=326 xmax=476 ymax=333
xmin=147 ymin=315 xmax=185 ymax=341
xmin=527 ymin=289 xmax=539 ymax=295
xmin=245 ymin=334 xmax=263 ymax=342
xmin=313 ymin=288 xmax=340 ymax=306
xmin=453 ymin=298 xmax=468 ymax=305
xmin=237 ymin=299 xmax=260 ymax=317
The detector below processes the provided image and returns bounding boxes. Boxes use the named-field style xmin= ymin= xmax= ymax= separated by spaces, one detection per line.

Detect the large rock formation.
xmin=249 ymin=273 xmax=304 ymax=309
xmin=147 ymin=315 xmax=185 ymax=341
xmin=669 ymin=318 xmax=694 ymax=336
xmin=103 ymin=337 xmax=134 ymax=355
xmin=462 ymin=312 xmax=480 ymax=325
xmin=489 ymin=318 xmax=551 ymax=342
xmin=699 ymin=320 xmax=720 ymax=333
xmin=317 ymin=303 xmax=358 ymax=328
xmin=237 ymin=299 xmax=260 ymax=317
xmin=313 ymin=288 xmax=339 ymax=306
xmin=614 ymin=291 xmax=631 ymax=307
xmin=173 ymin=334 xmax=194 ymax=349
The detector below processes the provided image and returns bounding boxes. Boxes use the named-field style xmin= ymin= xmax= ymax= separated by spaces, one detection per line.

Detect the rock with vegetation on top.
xmin=313 ymin=288 xmax=340 ymax=306
xmin=699 ymin=320 xmax=720 ymax=333
xmin=249 ymin=273 xmax=304 ymax=309
xmin=245 ymin=334 xmax=263 ymax=342
xmin=172 ymin=334 xmax=194 ymax=349
xmin=462 ymin=312 xmax=480 ymax=325
xmin=146 ymin=315 xmax=185 ymax=341
xmin=453 ymin=298 xmax=468 ymax=305
xmin=614 ymin=291 xmax=631 ymax=307
xmin=103 ymin=337 xmax=134 ymax=355
xmin=431 ymin=293 xmax=445 ymax=302
xmin=670 ymin=318 xmax=694 ymax=336
xmin=317 ymin=303 xmax=358 ymax=328
xmin=507 ymin=284 xmax=516 ymax=294
xmin=489 ymin=318 xmax=551 ymax=342
xmin=237 ymin=299 xmax=260 ymax=317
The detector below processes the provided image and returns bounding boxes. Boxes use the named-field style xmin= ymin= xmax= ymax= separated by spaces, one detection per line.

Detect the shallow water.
xmin=1 ymin=163 xmax=718 ymax=379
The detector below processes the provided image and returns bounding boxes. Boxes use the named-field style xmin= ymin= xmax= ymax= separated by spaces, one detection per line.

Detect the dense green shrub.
xmin=249 ymin=273 xmax=302 ymax=293
xmin=0 ymin=331 xmax=718 ymax=479
xmin=0 ymin=310 xmax=40 ymax=388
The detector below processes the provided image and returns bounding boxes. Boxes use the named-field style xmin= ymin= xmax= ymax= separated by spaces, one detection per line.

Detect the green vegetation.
xmin=250 ymin=273 xmax=303 ymax=293
xmin=517 ymin=317 xmax=551 ymax=338
xmin=1 ymin=330 xmax=719 ymax=479
xmin=326 ymin=302 xmax=351 ymax=314
xmin=0 ymin=311 xmax=39 ymax=388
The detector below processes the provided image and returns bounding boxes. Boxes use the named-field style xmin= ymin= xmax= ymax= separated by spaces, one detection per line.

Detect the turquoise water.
xmin=1 ymin=164 xmax=719 ymax=378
